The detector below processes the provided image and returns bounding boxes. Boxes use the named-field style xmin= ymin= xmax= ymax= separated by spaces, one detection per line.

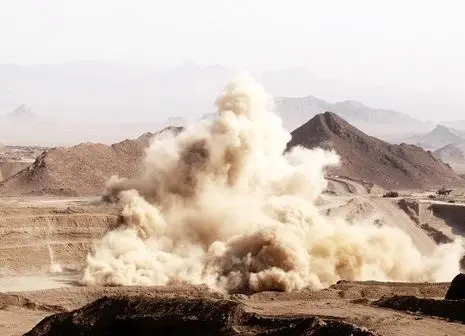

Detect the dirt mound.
xmin=374 ymin=295 xmax=465 ymax=323
xmin=25 ymin=295 xmax=376 ymax=336
xmin=0 ymin=127 xmax=184 ymax=196
xmin=445 ymin=273 xmax=465 ymax=300
xmin=287 ymin=112 xmax=465 ymax=189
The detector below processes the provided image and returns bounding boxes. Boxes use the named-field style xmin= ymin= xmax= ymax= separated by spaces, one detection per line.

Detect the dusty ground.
xmin=1 ymin=178 xmax=465 ymax=335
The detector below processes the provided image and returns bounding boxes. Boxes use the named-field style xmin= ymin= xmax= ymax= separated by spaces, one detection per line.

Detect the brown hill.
xmin=287 ymin=112 xmax=465 ymax=190
xmin=0 ymin=126 xmax=184 ymax=196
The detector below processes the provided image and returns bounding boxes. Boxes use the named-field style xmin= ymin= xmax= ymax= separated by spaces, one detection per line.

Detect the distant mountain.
xmin=441 ymin=120 xmax=465 ymax=131
xmin=410 ymin=125 xmax=465 ymax=150
xmin=434 ymin=143 xmax=465 ymax=164
xmin=448 ymin=126 xmax=465 ymax=138
xmin=0 ymin=104 xmax=184 ymax=147
xmin=287 ymin=112 xmax=465 ymax=189
xmin=0 ymin=61 xmax=453 ymax=145
xmin=0 ymin=62 xmax=234 ymax=123
xmin=0 ymin=61 xmax=437 ymax=128
xmin=6 ymin=104 xmax=37 ymax=119
xmin=275 ymin=96 xmax=432 ymax=136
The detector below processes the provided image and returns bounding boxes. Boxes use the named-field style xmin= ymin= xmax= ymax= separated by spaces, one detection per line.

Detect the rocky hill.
xmin=0 ymin=126 xmax=183 ymax=196
xmin=434 ymin=143 xmax=465 ymax=164
xmin=414 ymin=125 xmax=465 ymax=150
xmin=287 ymin=112 xmax=465 ymax=189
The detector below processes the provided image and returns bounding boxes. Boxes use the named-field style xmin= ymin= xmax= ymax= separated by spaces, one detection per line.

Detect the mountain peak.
xmin=292 ymin=111 xmax=367 ymax=143
xmin=287 ymin=113 xmax=464 ymax=189
xmin=433 ymin=124 xmax=451 ymax=132
xmin=7 ymin=104 xmax=37 ymax=119
xmin=416 ymin=124 xmax=465 ymax=149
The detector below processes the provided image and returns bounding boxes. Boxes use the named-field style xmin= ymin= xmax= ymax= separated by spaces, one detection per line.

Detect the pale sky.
xmin=1 ymin=0 xmax=464 ymax=119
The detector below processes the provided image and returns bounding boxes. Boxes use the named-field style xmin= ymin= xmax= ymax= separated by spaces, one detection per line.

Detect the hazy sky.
xmin=1 ymin=0 xmax=464 ymax=118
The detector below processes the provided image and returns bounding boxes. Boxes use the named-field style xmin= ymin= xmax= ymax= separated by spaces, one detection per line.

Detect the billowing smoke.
xmin=81 ymin=73 xmax=464 ymax=293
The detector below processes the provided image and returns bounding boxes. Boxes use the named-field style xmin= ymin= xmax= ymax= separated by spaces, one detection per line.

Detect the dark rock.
xmin=374 ymin=295 xmax=465 ymax=322
xmin=25 ymin=295 xmax=377 ymax=336
xmin=445 ymin=273 xmax=465 ymax=300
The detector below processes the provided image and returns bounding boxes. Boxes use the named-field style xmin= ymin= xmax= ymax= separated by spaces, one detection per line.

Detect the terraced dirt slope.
xmin=287 ymin=112 xmax=465 ymax=189
xmin=0 ymin=199 xmax=119 ymax=275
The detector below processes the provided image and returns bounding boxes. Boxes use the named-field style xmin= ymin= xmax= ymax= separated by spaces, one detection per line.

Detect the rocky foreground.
xmin=25 ymin=295 xmax=375 ymax=336
xmin=3 ymin=279 xmax=464 ymax=336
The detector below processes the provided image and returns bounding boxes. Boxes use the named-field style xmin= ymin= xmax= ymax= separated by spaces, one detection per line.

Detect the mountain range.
xmin=274 ymin=96 xmax=433 ymax=136
xmin=1 ymin=112 xmax=461 ymax=196
xmin=0 ymin=61 xmax=458 ymax=121
xmin=395 ymin=124 xmax=465 ymax=170
xmin=402 ymin=125 xmax=465 ymax=171
xmin=2 ymin=61 xmax=465 ymax=148
xmin=407 ymin=125 xmax=465 ymax=150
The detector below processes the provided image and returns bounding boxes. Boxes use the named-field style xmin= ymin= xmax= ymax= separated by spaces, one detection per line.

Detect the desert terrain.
xmin=0 ymin=178 xmax=465 ymax=335
xmin=1 ymin=75 xmax=465 ymax=336
xmin=4 ymin=1 xmax=465 ymax=334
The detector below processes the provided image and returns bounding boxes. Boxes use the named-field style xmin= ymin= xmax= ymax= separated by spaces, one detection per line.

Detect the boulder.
xmin=445 ymin=273 xmax=465 ymax=300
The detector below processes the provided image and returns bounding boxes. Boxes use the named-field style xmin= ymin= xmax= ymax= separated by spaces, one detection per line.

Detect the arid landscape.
xmin=2 ymin=181 xmax=465 ymax=335
xmin=0 ymin=73 xmax=464 ymax=336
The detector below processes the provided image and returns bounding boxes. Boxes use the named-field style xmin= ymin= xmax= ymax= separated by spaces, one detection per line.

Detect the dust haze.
xmin=81 ymin=73 xmax=464 ymax=293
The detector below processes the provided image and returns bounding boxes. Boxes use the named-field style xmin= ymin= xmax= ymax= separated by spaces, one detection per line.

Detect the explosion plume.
xmin=82 ymin=73 xmax=463 ymax=293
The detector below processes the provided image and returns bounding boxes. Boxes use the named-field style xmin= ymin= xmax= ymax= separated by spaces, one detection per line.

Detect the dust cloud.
xmin=81 ymin=73 xmax=464 ymax=293
xmin=47 ymin=245 xmax=63 ymax=274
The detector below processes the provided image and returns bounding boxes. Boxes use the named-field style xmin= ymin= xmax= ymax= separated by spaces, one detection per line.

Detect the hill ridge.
xmin=416 ymin=125 xmax=465 ymax=149
xmin=0 ymin=126 xmax=184 ymax=196
xmin=287 ymin=112 xmax=465 ymax=189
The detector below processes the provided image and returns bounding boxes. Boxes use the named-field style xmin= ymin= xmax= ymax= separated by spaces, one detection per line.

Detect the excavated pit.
xmin=0 ymin=199 xmax=119 ymax=280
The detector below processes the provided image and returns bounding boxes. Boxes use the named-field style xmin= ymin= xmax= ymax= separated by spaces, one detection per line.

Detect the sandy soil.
xmin=2 ymin=178 xmax=465 ymax=335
